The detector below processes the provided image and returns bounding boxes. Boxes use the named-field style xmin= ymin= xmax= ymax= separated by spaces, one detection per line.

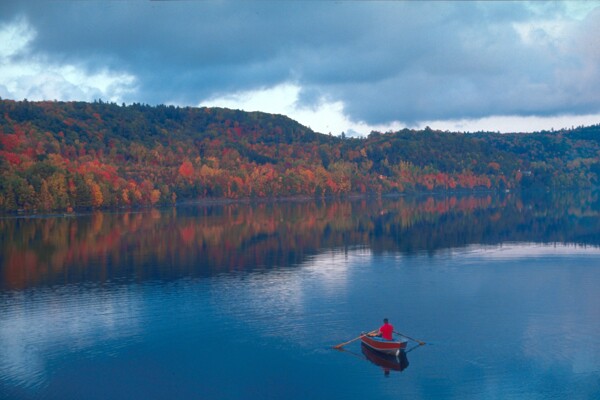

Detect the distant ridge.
xmin=1 ymin=99 xmax=599 ymax=212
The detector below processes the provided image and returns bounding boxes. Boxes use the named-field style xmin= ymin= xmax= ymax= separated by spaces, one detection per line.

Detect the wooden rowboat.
xmin=360 ymin=334 xmax=407 ymax=356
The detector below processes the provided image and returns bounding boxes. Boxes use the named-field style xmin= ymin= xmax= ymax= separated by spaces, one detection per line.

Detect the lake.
xmin=1 ymin=192 xmax=600 ymax=399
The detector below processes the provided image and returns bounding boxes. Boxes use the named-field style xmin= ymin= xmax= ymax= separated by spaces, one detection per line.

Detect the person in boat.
xmin=376 ymin=318 xmax=394 ymax=341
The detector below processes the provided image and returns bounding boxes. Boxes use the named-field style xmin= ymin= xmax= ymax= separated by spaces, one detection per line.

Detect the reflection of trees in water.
xmin=1 ymin=191 xmax=599 ymax=290
xmin=371 ymin=191 xmax=600 ymax=254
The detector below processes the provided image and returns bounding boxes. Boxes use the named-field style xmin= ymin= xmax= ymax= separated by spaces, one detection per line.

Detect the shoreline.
xmin=1 ymin=187 xmax=592 ymax=219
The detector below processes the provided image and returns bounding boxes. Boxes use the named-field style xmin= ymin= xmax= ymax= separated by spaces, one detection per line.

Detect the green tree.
xmin=73 ymin=175 xmax=92 ymax=208
xmin=39 ymin=179 xmax=54 ymax=210
xmin=47 ymin=173 xmax=69 ymax=210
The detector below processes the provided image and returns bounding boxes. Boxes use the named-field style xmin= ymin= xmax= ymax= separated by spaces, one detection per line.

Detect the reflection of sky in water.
xmin=439 ymin=245 xmax=599 ymax=369
xmin=0 ymin=285 xmax=143 ymax=388
xmin=1 ymin=243 xmax=599 ymax=398
xmin=207 ymin=248 xmax=359 ymax=347
xmin=455 ymin=243 xmax=600 ymax=259
xmin=451 ymin=243 xmax=600 ymax=376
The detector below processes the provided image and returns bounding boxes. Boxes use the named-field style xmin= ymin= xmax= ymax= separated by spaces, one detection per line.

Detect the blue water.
xmin=1 ymin=196 xmax=600 ymax=399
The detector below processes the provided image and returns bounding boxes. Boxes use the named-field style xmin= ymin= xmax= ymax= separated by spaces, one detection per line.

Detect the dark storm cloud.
xmin=1 ymin=1 xmax=599 ymax=125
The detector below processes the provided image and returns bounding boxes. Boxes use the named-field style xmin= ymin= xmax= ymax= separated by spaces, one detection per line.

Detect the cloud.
xmin=206 ymin=83 xmax=404 ymax=136
xmin=324 ymin=3 xmax=600 ymax=124
xmin=0 ymin=1 xmax=599 ymax=131
xmin=0 ymin=15 xmax=136 ymax=102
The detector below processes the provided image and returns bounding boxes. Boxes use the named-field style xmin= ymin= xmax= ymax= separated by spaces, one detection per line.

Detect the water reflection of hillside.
xmin=1 ymin=191 xmax=599 ymax=290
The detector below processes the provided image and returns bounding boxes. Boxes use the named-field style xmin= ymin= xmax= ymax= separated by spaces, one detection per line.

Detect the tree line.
xmin=1 ymin=99 xmax=599 ymax=212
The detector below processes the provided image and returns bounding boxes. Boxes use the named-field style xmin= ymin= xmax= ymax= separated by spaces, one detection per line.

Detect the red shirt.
xmin=379 ymin=322 xmax=394 ymax=340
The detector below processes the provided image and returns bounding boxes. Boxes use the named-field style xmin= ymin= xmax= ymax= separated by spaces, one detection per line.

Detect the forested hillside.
xmin=1 ymin=99 xmax=599 ymax=212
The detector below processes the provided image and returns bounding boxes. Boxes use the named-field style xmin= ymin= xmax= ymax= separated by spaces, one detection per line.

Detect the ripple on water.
xmin=0 ymin=283 xmax=145 ymax=389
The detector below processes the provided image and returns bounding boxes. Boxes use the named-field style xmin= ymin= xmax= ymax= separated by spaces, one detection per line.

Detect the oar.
xmin=394 ymin=331 xmax=426 ymax=346
xmin=333 ymin=330 xmax=378 ymax=349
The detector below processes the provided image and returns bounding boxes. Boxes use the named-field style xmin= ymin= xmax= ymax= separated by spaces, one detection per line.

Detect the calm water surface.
xmin=1 ymin=193 xmax=600 ymax=399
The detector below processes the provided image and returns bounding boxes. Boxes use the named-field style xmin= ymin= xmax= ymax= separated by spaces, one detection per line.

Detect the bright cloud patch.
xmin=205 ymin=83 xmax=600 ymax=137
xmin=0 ymin=16 xmax=34 ymax=59
xmin=416 ymin=114 xmax=600 ymax=134
xmin=205 ymin=83 xmax=403 ymax=137
xmin=0 ymin=17 xmax=137 ymax=103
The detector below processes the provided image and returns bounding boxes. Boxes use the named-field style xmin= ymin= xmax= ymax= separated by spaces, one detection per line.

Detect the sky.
xmin=1 ymin=1 xmax=600 ymax=136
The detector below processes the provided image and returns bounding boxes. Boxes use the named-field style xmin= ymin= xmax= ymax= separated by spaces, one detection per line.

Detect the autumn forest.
xmin=1 ymin=99 xmax=600 ymax=212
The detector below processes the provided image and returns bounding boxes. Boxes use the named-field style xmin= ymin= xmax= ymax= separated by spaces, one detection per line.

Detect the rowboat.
xmin=360 ymin=334 xmax=407 ymax=356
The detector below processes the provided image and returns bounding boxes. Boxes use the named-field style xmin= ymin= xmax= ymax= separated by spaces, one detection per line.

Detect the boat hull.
xmin=360 ymin=334 xmax=407 ymax=356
